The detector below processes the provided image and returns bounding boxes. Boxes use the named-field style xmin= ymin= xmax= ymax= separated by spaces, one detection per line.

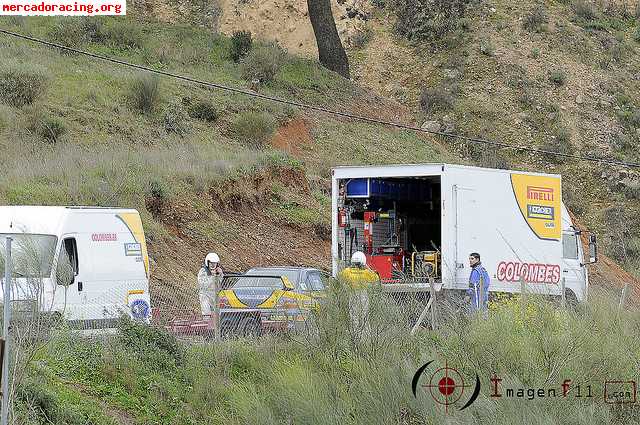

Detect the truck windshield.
xmin=0 ymin=234 xmax=58 ymax=278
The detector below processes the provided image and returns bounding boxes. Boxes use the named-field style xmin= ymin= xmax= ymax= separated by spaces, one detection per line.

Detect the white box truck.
xmin=0 ymin=206 xmax=151 ymax=328
xmin=331 ymin=164 xmax=597 ymax=302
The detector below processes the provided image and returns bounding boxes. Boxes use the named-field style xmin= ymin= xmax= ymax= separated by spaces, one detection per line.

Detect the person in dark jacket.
xmin=468 ymin=252 xmax=490 ymax=313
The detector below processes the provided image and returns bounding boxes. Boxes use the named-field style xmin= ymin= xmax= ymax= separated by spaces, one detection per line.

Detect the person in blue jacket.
xmin=468 ymin=252 xmax=490 ymax=313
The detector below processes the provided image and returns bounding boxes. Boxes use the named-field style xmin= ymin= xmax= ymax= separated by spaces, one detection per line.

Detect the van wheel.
xmin=239 ymin=317 xmax=260 ymax=338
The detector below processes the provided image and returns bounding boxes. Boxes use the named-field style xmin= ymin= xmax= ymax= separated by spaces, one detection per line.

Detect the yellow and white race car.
xmin=218 ymin=267 xmax=326 ymax=337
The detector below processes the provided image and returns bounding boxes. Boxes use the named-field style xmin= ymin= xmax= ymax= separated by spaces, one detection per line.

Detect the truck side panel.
xmin=445 ymin=166 xmax=564 ymax=296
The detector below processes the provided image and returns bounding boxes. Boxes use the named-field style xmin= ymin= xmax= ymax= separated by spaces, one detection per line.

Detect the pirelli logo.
xmin=527 ymin=186 xmax=554 ymax=201
xmin=527 ymin=204 xmax=554 ymax=220
xmin=512 ymin=175 xmax=561 ymax=240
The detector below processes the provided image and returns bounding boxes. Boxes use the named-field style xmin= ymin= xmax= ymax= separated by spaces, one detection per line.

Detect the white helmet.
xmin=205 ymin=252 xmax=220 ymax=266
xmin=351 ymin=251 xmax=367 ymax=267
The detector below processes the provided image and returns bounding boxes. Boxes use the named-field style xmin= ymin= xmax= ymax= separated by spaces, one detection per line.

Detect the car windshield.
xmin=230 ymin=276 xmax=284 ymax=289
xmin=0 ymin=234 xmax=58 ymax=278
xmin=245 ymin=268 xmax=300 ymax=285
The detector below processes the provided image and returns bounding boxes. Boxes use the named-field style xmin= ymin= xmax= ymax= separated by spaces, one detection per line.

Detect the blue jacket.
xmin=469 ymin=263 xmax=490 ymax=293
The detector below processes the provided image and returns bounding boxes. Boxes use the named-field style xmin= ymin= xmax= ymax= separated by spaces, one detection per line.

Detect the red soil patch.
xmin=270 ymin=118 xmax=313 ymax=156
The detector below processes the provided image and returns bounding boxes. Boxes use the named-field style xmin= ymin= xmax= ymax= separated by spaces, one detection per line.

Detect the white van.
xmin=331 ymin=164 xmax=598 ymax=302
xmin=0 ymin=206 xmax=151 ymax=328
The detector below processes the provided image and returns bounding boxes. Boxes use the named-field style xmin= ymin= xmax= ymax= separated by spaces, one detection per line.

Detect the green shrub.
xmin=162 ymin=100 xmax=191 ymax=136
xmin=634 ymin=26 xmax=640 ymax=43
xmin=117 ymin=315 xmax=184 ymax=368
xmin=523 ymin=4 xmax=548 ymax=32
xmin=572 ymin=0 xmax=597 ymax=21
xmin=104 ymin=20 xmax=144 ymax=49
xmin=37 ymin=116 xmax=66 ymax=144
xmin=82 ymin=17 xmax=106 ymax=43
xmin=231 ymin=111 xmax=277 ymax=147
xmin=147 ymin=179 xmax=171 ymax=200
xmin=47 ymin=18 xmax=86 ymax=53
xmin=128 ymin=75 xmax=161 ymax=115
xmin=549 ymin=69 xmax=567 ymax=86
xmin=24 ymin=108 xmax=66 ymax=144
xmin=240 ymin=44 xmax=286 ymax=84
xmin=187 ymin=100 xmax=218 ymax=122
xmin=389 ymin=0 xmax=470 ymax=42
xmin=230 ymin=30 xmax=253 ymax=62
xmin=0 ymin=64 xmax=48 ymax=107
xmin=419 ymin=86 xmax=454 ymax=114
xmin=617 ymin=109 xmax=640 ymax=129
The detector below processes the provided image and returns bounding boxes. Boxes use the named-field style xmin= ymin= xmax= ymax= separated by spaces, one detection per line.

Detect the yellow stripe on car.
xmin=219 ymin=289 xmax=248 ymax=308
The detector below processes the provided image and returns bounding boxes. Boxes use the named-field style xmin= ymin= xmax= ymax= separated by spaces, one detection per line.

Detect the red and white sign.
xmin=91 ymin=233 xmax=117 ymax=242
xmin=497 ymin=261 xmax=560 ymax=284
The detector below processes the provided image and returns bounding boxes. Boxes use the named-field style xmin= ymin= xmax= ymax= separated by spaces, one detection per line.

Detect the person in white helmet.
xmin=338 ymin=251 xmax=379 ymax=342
xmin=338 ymin=251 xmax=379 ymax=288
xmin=198 ymin=252 xmax=224 ymax=317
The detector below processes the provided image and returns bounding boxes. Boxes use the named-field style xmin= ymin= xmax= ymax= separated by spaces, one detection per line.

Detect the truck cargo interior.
xmin=337 ymin=176 xmax=442 ymax=282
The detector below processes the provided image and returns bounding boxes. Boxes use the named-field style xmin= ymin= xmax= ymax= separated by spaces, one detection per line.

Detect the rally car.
xmin=219 ymin=267 xmax=326 ymax=337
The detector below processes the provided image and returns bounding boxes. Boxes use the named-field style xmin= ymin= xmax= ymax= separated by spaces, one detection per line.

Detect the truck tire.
xmin=239 ymin=316 xmax=260 ymax=338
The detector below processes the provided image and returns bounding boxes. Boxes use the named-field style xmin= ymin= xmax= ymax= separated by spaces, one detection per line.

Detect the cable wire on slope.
xmin=1 ymin=28 xmax=639 ymax=169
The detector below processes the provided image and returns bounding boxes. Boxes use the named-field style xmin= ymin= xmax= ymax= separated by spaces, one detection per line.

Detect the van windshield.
xmin=0 ymin=234 xmax=58 ymax=278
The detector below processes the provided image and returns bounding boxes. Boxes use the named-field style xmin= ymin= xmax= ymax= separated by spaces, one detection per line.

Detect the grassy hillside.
xmin=0 ymin=12 xmax=450 ymax=308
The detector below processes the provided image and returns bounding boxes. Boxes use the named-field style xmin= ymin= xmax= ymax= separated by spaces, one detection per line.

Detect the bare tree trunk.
xmin=307 ymin=0 xmax=350 ymax=79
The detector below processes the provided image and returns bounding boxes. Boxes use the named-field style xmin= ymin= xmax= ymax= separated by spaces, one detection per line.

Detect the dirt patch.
xmin=217 ymin=0 xmax=371 ymax=57
xmin=147 ymin=165 xmax=328 ymax=309
xmin=270 ymin=117 xmax=313 ymax=156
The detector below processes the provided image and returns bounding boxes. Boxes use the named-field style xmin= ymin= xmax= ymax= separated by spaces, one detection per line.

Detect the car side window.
xmin=307 ymin=272 xmax=324 ymax=291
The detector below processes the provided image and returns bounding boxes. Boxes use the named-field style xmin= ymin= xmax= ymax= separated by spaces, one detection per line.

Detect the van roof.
xmin=331 ymin=163 xmax=561 ymax=179
xmin=0 ymin=206 xmax=138 ymax=235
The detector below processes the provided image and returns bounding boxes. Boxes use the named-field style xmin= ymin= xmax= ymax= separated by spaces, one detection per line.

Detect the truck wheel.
xmin=239 ymin=317 xmax=260 ymax=338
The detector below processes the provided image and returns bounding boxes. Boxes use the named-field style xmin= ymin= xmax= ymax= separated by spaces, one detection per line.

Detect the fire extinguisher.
xmin=338 ymin=208 xmax=347 ymax=228
xmin=363 ymin=211 xmax=376 ymax=255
